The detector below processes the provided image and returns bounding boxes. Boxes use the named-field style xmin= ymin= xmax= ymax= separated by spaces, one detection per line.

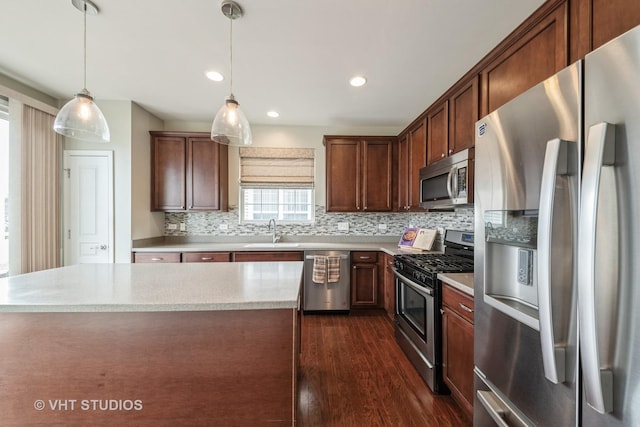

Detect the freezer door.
xmin=582 ymin=24 xmax=640 ymax=427
xmin=474 ymin=62 xmax=580 ymax=426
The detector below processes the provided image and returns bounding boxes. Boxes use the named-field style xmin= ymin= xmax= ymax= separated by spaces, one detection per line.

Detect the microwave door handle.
xmin=537 ymin=138 xmax=577 ymax=384
xmin=579 ymin=122 xmax=615 ymax=414
xmin=446 ymin=167 xmax=456 ymax=199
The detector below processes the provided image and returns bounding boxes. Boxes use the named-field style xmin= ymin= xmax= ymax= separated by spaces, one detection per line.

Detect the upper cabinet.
xmin=571 ymin=0 xmax=640 ymax=62
xmin=427 ymin=101 xmax=448 ymax=165
xmin=325 ymin=136 xmax=394 ymax=212
xmin=150 ymin=131 xmax=228 ymax=212
xmin=426 ymin=76 xmax=479 ymax=166
xmin=480 ymin=2 xmax=568 ymax=116
xmin=397 ymin=118 xmax=427 ymax=211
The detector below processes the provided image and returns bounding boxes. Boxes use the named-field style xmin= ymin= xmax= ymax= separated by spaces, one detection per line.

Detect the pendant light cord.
xmin=229 ymin=14 xmax=233 ymax=98
xmin=83 ymin=0 xmax=87 ymax=91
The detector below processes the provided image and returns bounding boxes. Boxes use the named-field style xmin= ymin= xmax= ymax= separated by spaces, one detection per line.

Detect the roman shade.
xmin=239 ymin=147 xmax=314 ymax=187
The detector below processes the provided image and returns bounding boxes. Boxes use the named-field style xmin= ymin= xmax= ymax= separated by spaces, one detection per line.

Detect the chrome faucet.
xmin=268 ymin=218 xmax=280 ymax=243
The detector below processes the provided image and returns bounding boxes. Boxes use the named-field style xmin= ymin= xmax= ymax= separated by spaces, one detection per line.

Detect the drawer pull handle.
xmin=151 ymin=257 xmax=163 ymax=261
xmin=359 ymin=256 xmax=371 ymax=260
xmin=459 ymin=303 xmax=474 ymax=313
xmin=201 ymin=257 xmax=213 ymax=261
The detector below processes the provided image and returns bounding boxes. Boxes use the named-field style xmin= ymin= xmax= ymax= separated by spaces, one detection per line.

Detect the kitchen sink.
xmin=243 ymin=243 xmax=300 ymax=248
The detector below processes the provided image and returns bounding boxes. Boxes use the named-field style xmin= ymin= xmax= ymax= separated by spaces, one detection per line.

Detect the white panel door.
xmin=63 ymin=151 xmax=113 ymax=264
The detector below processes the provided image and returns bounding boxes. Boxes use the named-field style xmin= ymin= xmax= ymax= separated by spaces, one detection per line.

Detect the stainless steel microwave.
xmin=419 ymin=148 xmax=470 ymax=209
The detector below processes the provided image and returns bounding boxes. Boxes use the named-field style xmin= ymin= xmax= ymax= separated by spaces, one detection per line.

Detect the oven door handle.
xmin=393 ymin=269 xmax=433 ymax=298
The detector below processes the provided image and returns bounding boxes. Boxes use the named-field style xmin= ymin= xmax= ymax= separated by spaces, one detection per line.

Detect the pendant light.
xmin=211 ymin=0 xmax=252 ymax=146
xmin=53 ymin=0 xmax=110 ymax=143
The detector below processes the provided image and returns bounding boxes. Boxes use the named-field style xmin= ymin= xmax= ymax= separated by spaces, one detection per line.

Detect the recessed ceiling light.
xmin=267 ymin=111 xmax=280 ymax=118
xmin=349 ymin=76 xmax=367 ymax=87
xmin=206 ymin=70 xmax=224 ymax=82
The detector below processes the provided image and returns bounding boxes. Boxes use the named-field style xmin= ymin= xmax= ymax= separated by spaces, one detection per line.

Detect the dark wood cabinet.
xmin=150 ymin=131 xmax=228 ymax=212
xmin=133 ymin=252 xmax=181 ymax=263
xmin=350 ymin=251 xmax=379 ymax=308
xmin=382 ymin=253 xmax=395 ymax=320
xmin=442 ymin=284 xmax=474 ymax=418
xmin=427 ymin=101 xmax=449 ymax=165
xmin=449 ymin=76 xmax=479 ymax=156
xmin=480 ymin=2 xmax=568 ymax=116
xmin=571 ymin=0 xmax=640 ymax=62
xmin=397 ymin=118 xmax=427 ymax=211
xmin=182 ymin=252 xmax=231 ymax=263
xmin=233 ymin=251 xmax=304 ymax=262
xmin=324 ymin=136 xmax=393 ymax=212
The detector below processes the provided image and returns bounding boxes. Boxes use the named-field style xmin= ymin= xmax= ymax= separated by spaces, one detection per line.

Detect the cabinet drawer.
xmin=351 ymin=251 xmax=378 ymax=263
xmin=182 ymin=252 xmax=231 ymax=263
xmin=133 ymin=252 xmax=181 ymax=263
xmin=443 ymin=284 xmax=474 ymax=323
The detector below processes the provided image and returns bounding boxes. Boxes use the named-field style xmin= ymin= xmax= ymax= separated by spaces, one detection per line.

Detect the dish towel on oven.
xmin=312 ymin=256 xmax=327 ymax=283
xmin=327 ymin=256 xmax=341 ymax=283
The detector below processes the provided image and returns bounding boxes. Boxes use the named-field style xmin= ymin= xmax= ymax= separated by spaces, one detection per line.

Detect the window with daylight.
xmin=239 ymin=147 xmax=315 ymax=223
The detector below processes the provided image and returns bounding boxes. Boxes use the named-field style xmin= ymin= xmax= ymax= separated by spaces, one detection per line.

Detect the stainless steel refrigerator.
xmin=474 ymin=24 xmax=640 ymax=427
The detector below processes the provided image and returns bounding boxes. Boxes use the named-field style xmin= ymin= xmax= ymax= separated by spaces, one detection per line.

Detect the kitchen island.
xmin=0 ymin=262 xmax=303 ymax=426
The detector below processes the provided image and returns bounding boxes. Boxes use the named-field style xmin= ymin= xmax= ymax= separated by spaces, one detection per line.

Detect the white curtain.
xmin=21 ymin=105 xmax=61 ymax=272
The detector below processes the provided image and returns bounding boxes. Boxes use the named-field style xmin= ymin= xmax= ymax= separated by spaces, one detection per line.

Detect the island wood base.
xmin=0 ymin=309 xmax=298 ymax=426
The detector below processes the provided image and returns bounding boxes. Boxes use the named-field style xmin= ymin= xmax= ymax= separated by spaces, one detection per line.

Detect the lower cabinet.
xmin=133 ymin=252 xmax=181 ymax=263
xmin=182 ymin=252 xmax=231 ymax=262
xmin=350 ymin=251 xmax=379 ymax=308
xmin=441 ymin=283 xmax=474 ymax=417
xmin=233 ymin=251 xmax=304 ymax=262
xmin=383 ymin=253 xmax=395 ymax=320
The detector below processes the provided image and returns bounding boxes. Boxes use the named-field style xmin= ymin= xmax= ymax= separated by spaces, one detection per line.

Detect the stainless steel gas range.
xmin=393 ymin=230 xmax=474 ymax=394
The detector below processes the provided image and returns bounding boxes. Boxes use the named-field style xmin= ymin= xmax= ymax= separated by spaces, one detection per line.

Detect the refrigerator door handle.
xmin=579 ymin=122 xmax=615 ymax=414
xmin=538 ymin=138 xmax=576 ymax=384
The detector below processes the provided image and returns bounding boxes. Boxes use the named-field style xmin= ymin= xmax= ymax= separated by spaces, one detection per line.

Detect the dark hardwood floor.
xmin=297 ymin=310 xmax=472 ymax=427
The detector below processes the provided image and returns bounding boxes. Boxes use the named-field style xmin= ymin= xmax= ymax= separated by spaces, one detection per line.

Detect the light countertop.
xmin=131 ymin=236 xmax=431 ymax=256
xmin=438 ymin=272 xmax=474 ymax=296
xmin=0 ymin=262 xmax=303 ymax=313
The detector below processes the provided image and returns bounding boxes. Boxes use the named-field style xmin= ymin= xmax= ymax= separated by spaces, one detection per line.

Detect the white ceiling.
xmin=0 ymin=0 xmax=545 ymax=130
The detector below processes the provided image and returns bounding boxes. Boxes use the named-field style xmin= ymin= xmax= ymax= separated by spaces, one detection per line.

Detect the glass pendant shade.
xmin=211 ymin=96 xmax=252 ymax=146
xmin=53 ymin=89 xmax=110 ymax=143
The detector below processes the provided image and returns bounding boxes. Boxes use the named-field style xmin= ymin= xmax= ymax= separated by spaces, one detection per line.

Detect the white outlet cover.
xmin=219 ymin=224 xmax=229 ymax=230
xmin=378 ymin=223 xmax=387 ymax=231
xmin=338 ymin=222 xmax=349 ymax=231
xmin=167 ymin=224 xmax=177 ymax=230
xmin=180 ymin=223 xmax=186 ymax=231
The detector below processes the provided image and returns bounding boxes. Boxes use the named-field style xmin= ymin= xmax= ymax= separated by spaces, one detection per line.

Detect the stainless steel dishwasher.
xmin=303 ymin=250 xmax=350 ymax=312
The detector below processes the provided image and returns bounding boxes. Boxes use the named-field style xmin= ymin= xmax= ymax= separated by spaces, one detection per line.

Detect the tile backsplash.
xmin=165 ymin=206 xmax=473 ymax=247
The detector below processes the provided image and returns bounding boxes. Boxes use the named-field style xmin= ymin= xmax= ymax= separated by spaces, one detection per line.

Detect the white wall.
xmin=162 ymin=120 xmax=400 ymax=207
xmin=131 ymin=102 xmax=164 ymax=240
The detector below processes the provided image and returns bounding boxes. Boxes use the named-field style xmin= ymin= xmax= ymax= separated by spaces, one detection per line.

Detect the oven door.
xmin=393 ymin=269 xmax=435 ymax=366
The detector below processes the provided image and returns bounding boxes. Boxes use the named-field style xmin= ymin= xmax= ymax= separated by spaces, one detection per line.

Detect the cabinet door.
xmin=571 ymin=0 xmax=640 ymax=61
xmin=442 ymin=307 xmax=474 ymax=416
xmin=397 ymin=133 xmax=409 ymax=211
xmin=151 ymin=136 xmax=186 ymax=211
xmin=427 ymin=101 xmax=449 ymax=165
xmin=325 ymin=138 xmax=360 ymax=212
xmin=407 ymin=119 xmax=427 ymax=210
xmin=449 ymin=76 xmax=479 ymax=155
xmin=481 ymin=3 xmax=567 ymax=116
xmin=187 ymin=138 xmax=228 ymax=211
xmin=362 ymin=139 xmax=393 ymax=211
xmin=383 ymin=253 xmax=395 ymax=320
xmin=351 ymin=263 xmax=378 ymax=307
